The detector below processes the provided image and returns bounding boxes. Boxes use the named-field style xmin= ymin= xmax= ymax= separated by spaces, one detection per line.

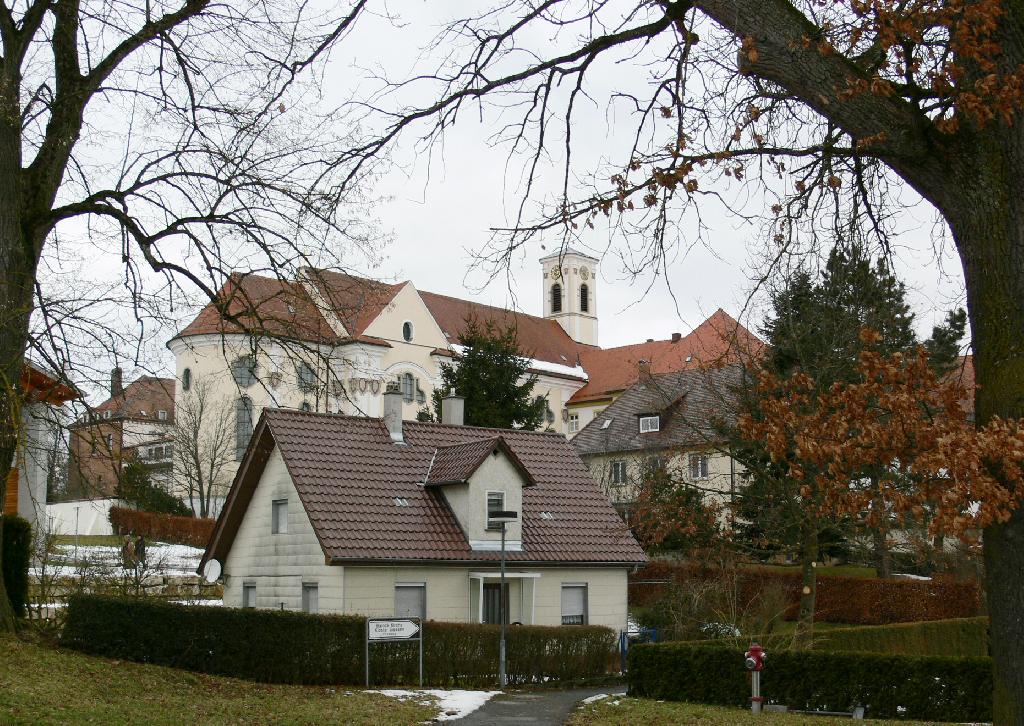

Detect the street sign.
xmin=367 ymin=618 xmax=420 ymax=641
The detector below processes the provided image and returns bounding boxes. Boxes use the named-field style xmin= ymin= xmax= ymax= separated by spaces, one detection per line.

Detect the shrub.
xmin=630 ymin=562 xmax=981 ymax=625
xmin=115 ymin=460 xmax=191 ymax=516
xmin=1 ymin=514 xmax=31 ymax=618
xmin=108 ymin=507 xmax=214 ymax=548
xmin=814 ymin=617 xmax=989 ymax=657
xmin=628 ymin=642 xmax=992 ymax=722
xmin=62 ymin=594 xmax=616 ymax=687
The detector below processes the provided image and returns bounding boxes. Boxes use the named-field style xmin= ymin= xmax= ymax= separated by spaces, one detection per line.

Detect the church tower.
xmin=541 ymin=248 xmax=599 ymax=346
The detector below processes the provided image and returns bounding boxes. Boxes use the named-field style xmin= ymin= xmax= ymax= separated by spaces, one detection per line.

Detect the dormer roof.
xmin=424 ymin=436 xmax=536 ymax=487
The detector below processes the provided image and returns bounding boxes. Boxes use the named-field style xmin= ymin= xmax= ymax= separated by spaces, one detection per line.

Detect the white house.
xmin=199 ymin=388 xmax=647 ymax=630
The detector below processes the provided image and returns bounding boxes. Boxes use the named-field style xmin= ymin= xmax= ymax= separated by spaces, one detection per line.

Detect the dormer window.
xmin=639 ymin=415 xmax=660 ymax=433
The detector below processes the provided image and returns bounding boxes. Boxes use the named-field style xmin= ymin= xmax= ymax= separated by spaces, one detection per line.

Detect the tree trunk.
xmin=794 ymin=515 xmax=817 ymax=648
xmin=871 ymin=526 xmax=892 ymax=579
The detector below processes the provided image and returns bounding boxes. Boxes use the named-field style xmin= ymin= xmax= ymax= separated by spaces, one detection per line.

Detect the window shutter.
xmin=395 ymin=585 xmax=425 ymax=619
xmin=561 ymin=585 xmax=587 ymax=625
xmin=302 ymin=584 xmax=318 ymax=614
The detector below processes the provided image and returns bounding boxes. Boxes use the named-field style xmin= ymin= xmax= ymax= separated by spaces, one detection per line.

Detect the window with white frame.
xmin=486 ymin=491 xmax=505 ymax=531
xmin=401 ymin=372 xmax=415 ymax=403
xmin=639 ymin=415 xmax=660 ymax=433
xmin=394 ymin=584 xmax=425 ymax=619
xmin=611 ymin=460 xmax=628 ymax=485
xmin=242 ymin=583 xmax=256 ymax=608
xmin=158 ymin=409 xmax=167 ymax=421
xmin=561 ymin=584 xmax=588 ymax=625
xmin=689 ymin=453 xmax=710 ymax=480
xmin=568 ymin=413 xmax=580 ymax=433
xmin=301 ymin=583 xmax=319 ymax=614
xmin=271 ymin=499 xmax=288 ymax=534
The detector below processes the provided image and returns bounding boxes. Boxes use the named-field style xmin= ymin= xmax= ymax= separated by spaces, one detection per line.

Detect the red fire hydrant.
xmin=744 ymin=642 xmax=766 ymax=714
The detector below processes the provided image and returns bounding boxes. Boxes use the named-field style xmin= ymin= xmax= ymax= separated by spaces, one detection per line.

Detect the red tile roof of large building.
xmin=569 ymin=309 xmax=763 ymax=403
xmin=87 ymin=376 xmax=176 ymax=423
xmin=202 ymin=410 xmax=646 ymax=567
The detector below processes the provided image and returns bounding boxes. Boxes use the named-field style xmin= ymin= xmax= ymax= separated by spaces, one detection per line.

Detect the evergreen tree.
xmin=115 ymin=460 xmax=190 ymax=517
xmin=424 ymin=318 xmax=547 ymax=430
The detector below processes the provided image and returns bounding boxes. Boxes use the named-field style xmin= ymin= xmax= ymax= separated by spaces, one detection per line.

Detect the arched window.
xmin=551 ymin=284 xmax=563 ymax=313
xmin=235 ymin=396 xmax=254 ymax=461
xmin=580 ymin=284 xmax=589 ymax=313
xmin=231 ymin=355 xmax=257 ymax=387
xmin=401 ymin=372 xmax=415 ymax=403
xmin=182 ymin=367 xmax=192 ymax=392
xmin=295 ymin=361 xmax=316 ymax=392
xmin=402 ymin=321 xmax=414 ymax=342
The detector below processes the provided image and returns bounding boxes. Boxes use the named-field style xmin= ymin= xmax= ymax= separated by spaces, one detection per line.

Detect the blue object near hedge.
xmin=627 ymin=641 xmax=992 ymax=722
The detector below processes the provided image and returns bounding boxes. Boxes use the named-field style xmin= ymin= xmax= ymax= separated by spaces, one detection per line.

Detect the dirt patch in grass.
xmin=0 ymin=636 xmax=436 ymax=725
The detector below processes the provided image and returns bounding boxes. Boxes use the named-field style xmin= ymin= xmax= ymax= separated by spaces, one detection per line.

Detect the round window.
xmin=402 ymin=321 xmax=413 ymax=342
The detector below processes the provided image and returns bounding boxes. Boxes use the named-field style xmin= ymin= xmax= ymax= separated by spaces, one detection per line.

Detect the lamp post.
xmin=490 ymin=510 xmax=518 ymax=688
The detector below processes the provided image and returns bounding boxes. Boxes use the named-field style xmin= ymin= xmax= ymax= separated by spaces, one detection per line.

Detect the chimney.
xmin=110 ymin=367 xmax=124 ymax=397
xmin=441 ymin=395 xmax=465 ymax=426
xmin=671 ymin=332 xmax=682 ymax=343
xmin=638 ymin=359 xmax=652 ymax=384
xmin=383 ymin=381 xmax=404 ymax=443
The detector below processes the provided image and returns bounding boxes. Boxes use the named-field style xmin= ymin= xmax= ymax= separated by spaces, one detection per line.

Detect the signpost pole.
xmin=418 ymin=617 xmax=424 ymax=688
xmin=499 ymin=520 xmax=507 ymax=688
xmin=365 ymin=619 xmax=370 ymax=688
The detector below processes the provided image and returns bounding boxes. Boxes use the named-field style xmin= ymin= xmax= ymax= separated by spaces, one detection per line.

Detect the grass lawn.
xmin=0 ymin=636 xmax=436 ymax=725
xmin=568 ymin=697 xmax=957 ymax=725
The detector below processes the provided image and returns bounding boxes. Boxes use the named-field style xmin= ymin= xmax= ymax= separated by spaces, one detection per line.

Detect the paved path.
xmin=453 ymin=687 xmax=626 ymax=725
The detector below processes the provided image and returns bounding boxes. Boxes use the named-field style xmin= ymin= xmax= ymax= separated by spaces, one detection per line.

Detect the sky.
xmin=52 ymin=1 xmax=969 ymax=400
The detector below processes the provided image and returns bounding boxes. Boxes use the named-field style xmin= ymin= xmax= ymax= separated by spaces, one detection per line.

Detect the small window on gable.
xmin=271 ymin=499 xmax=288 ymax=534
xmin=568 ymin=413 xmax=580 ymax=433
xmin=551 ymin=283 xmax=563 ymax=313
xmin=402 ymin=321 xmax=414 ymax=342
xmin=486 ymin=491 xmax=505 ymax=531
xmin=639 ymin=415 xmax=660 ymax=433
xmin=580 ymin=284 xmax=589 ymax=313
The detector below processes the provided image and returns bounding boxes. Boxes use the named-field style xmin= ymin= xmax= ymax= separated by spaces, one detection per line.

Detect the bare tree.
xmin=171 ymin=378 xmax=234 ymax=519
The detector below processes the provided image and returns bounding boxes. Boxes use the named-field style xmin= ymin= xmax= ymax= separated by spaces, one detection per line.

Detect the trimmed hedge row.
xmin=2 ymin=514 xmax=31 ymax=618
xmin=630 ymin=562 xmax=981 ymax=624
xmin=108 ymin=506 xmax=215 ymax=548
xmin=62 ymin=594 xmax=616 ymax=687
xmin=816 ymin=617 xmax=989 ymax=657
xmin=628 ymin=642 xmax=992 ymax=722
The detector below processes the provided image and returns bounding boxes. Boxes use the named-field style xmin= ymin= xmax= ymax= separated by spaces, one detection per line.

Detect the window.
xmin=271 ymin=499 xmax=288 ymax=534
xmin=611 ymin=460 xmax=628 ymax=485
xmin=157 ymin=409 xmax=167 ymax=421
xmin=106 ymin=433 xmax=113 ymax=449
xmin=482 ymin=582 xmax=510 ymax=625
xmin=486 ymin=491 xmax=505 ymax=531
xmin=689 ymin=453 xmax=709 ymax=480
xmin=551 ymin=283 xmax=563 ymax=313
xmin=243 ymin=583 xmax=256 ymax=609
xmin=647 ymin=456 xmax=666 ymax=473
xmin=296 ymin=361 xmax=316 ymax=392
xmin=639 ymin=415 xmax=660 ymax=433
xmin=395 ymin=584 xmax=426 ymax=619
xmin=231 ymin=355 xmax=257 ymax=387
xmin=561 ymin=584 xmax=588 ymax=625
xmin=401 ymin=372 xmax=415 ymax=403
xmin=235 ymin=396 xmax=254 ymax=461
xmin=182 ymin=367 xmax=192 ymax=392
xmin=299 ymin=401 xmax=311 ymax=412
xmin=580 ymin=284 xmax=589 ymax=312
xmin=302 ymin=583 xmax=319 ymax=614
xmin=402 ymin=321 xmax=414 ymax=342
xmin=568 ymin=413 xmax=580 ymax=433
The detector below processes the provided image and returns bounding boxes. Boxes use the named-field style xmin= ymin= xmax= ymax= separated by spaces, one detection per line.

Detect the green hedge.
xmin=62 ymin=594 xmax=616 ymax=687
xmin=2 ymin=514 xmax=31 ymax=618
xmin=628 ymin=642 xmax=992 ymax=722
xmin=816 ymin=617 xmax=989 ymax=657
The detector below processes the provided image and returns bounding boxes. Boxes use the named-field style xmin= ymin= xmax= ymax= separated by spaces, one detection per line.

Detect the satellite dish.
xmin=203 ymin=559 xmax=222 ymax=583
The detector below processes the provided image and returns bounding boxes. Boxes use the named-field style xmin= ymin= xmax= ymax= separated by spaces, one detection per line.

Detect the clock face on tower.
xmin=551 ymin=266 xmax=562 ymax=280
xmin=580 ymin=267 xmax=590 ymax=280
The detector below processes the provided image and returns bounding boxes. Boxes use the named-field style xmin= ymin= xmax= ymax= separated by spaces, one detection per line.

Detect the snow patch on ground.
xmin=581 ymin=694 xmax=611 ymax=704
xmin=894 ymin=573 xmax=932 ymax=581
xmin=372 ymin=689 xmax=499 ymax=721
xmin=30 ymin=542 xmax=205 ymax=579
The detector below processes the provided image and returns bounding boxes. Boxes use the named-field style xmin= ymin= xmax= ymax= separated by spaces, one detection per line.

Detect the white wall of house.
xmin=222 ymin=448 xmax=343 ymax=611
xmin=585 ymin=449 xmax=739 ymax=506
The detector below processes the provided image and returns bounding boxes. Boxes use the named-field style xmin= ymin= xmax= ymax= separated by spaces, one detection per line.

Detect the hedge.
xmin=62 ymin=594 xmax=616 ymax=687
xmin=630 ymin=562 xmax=981 ymax=625
xmin=628 ymin=642 xmax=992 ymax=722
xmin=2 ymin=514 xmax=31 ymax=618
xmin=108 ymin=506 xmax=214 ymax=548
xmin=816 ymin=617 xmax=989 ymax=657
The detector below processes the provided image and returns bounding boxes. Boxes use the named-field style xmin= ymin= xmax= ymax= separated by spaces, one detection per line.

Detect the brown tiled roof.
xmin=419 ymin=290 xmax=589 ymax=367
xmin=572 ymin=365 xmax=744 ymax=456
xmin=87 ymin=376 xmax=176 ymax=423
xmin=302 ymin=269 xmax=404 ymax=336
xmin=175 ymin=273 xmax=341 ymax=343
xmin=425 ymin=436 xmax=536 ymax=487
xmin=570 ymin=309 xmax=763 ymax=403
xmin=203 ymin=410 xmax=646 ymax=566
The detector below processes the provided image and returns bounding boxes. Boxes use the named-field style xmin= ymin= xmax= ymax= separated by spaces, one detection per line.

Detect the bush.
xmin=628 ymin=642 xmax=992 ymax=722
xmin=815 ymin=617 xmax=988 ymax=657
xmin=630 ymin=562 xmax=981 ymax=625
xmin=1 ymin=514 xmax=31 ymax=618
xmin=62 ymin=594 xmax=616 ymax=687
xmin=108 ymin=507 xmax=214 ymax=548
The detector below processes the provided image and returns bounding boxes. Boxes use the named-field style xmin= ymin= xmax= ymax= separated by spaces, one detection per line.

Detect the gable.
xmin=362 ymin=282 xmax=449 ymax=348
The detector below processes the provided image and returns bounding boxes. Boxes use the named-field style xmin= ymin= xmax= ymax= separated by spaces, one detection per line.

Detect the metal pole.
xmin=499 ymin=521 xmax=507 ymax=688
xmin=365 ymin=620 xmax=370 ymax=688
xmin=751 ymin=670 xmax=762 ymax=714
xmin=419 ymin=618 xmax=424 ymax=688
